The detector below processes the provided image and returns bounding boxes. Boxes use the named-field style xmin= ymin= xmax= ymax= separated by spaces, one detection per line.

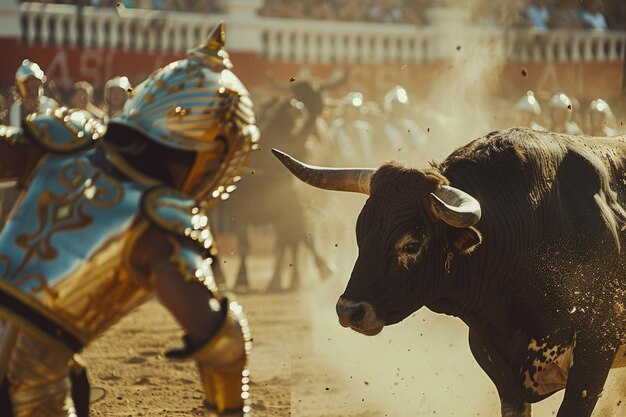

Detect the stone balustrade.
xmin=15 ymin=2 xmax=626 ymax=63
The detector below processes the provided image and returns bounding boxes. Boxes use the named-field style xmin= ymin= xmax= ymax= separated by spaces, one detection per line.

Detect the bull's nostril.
xmin=350 ymin=305 xmax=365 ymax=323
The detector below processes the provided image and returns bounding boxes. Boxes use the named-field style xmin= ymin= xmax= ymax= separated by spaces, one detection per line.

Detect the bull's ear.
xmin=447 ymin=226 xmax=482 ymax=254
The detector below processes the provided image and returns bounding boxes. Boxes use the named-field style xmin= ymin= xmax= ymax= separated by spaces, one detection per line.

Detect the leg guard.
xmin=166 ymin=298 xmax=252 ymax=417
xmin=6 ymin=330 xmax=73 ymax=417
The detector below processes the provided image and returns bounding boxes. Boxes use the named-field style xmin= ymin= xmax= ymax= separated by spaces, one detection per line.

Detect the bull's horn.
xmin=430 ymin=185 xmax=481 ymax=228
xmin=272 ymin=149 xmax=375 ymax=195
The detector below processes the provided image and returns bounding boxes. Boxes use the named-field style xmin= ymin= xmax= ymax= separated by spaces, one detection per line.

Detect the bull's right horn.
xmin=272 ymin=149 xmax=375 ymax=195
xmin=430 ymin=185 xmax=481 ymax=228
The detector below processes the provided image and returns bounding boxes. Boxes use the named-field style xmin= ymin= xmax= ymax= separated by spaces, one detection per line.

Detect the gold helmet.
xmin=108 ymin=23 xmax=259 ymax=203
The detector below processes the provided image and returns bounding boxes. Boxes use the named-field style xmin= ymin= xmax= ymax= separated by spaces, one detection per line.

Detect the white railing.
xmin=17 ymin=2 xmax=626 ymax=63
xmin=505 ymin=29 xmax=626 ymax=62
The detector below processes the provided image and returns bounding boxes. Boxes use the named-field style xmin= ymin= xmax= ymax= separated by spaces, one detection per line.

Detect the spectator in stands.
xmin=550 ymin=0 xmax=583 ymax=29
xmin=579 ymin=0 xmax=608 ymax=30
xmin=309 ymin=0 xmax=338 ymax=20
xmin=526 ymin=0 xmax=550 ymax=30
xmin=336 ymin=0 xmax=368 ymax=21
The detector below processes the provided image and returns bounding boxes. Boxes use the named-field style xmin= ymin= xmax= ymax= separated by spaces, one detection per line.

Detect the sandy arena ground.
xmin=86 ymin=250 xmax=626 ymax=417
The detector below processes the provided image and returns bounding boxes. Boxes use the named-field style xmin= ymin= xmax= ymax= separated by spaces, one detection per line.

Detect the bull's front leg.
xmin=556 ymin=333 xmax=616 ymax=417
xmin=468 ymin=330 xmax=531 ymax=417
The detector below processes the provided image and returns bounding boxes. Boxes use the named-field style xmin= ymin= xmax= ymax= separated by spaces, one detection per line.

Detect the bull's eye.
xmin=401 ymin=241 xmax=421 ymax=254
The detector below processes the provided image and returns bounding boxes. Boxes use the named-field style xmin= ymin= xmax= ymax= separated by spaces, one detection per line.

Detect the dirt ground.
xmin=85 ymin=252 xmax=626 ymax=417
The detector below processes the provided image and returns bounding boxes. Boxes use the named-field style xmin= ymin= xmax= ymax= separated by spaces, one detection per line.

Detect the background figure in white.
xmin=549 ymin=92 xmax=583 ymax=135
xmin=104 ymin=76 xmax=133 ymax=120
xmin=589 ymin=98 xmax=617 ymax=137
xmin=9 ymin=60 xmax=58 ymax=128
xmin=381 ymin=85 xmax=428 ymax=163
xmin=515 ymin=90 xmax=546 ymax=131
xmin=329 ymin=92 xmax=375 ymax=164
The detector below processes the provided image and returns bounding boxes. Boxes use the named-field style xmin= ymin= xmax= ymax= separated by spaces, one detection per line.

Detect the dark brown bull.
xmin=274 ymin=127 xmax=626 ymax=417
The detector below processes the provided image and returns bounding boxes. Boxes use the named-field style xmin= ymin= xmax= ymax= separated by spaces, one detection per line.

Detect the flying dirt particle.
xmin=408 ymin=129 xmax=410 ymax=133
xmin=456 ymin=45 xmax=461 ymax=50
xmin=290 ymin=77 xmax=296 ymax=82
xmin=364 ymin=381 xmax=369 ymax=385
xmin=427 ymin=127 xmax=430 ymax=132
xmin=223 ymin=260 xmax=227 ymax=264
xmin=334 ymin=243 xmax=338 ymax=247
xmin=398 ymin=148 xmax=402 ymax=151
xmin=126 ymin=88 xmax=133 ymax=93
xmin=325 ymin=387 xmax=329 ymax=391
xmin=581 ymin=389 xmax=587 ymax=398
xmin=521 ymin=67 xmax=528 ymax=77
xmin=289 ymin=263 xmax=293 ymax=267
xmin=567 ymin=105 xmax=572 ymax=110
xmin=251 ymin=170 xmax=255 ymax=175
xmin=618 ymin=400 xmax=622 ymax=406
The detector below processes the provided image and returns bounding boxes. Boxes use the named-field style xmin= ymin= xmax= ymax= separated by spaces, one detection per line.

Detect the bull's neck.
xmin=428 ymin=169 xmax=540 ymax=332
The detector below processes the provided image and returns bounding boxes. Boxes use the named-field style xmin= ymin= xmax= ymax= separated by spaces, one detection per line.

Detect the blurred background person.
xmin=549 ymin=92 xmax=583 ymax=135
xmin=329 ymin=92 xmax=375 ymax=164
xmin=9 ymin=60 xmax=58 ymax=127
xmin=69 ymin=80 xmax=105 ymax=119
xmin=515 ymin=90 xmax=546 ymax=131
xmin=549 ymin=0 xmax=583 ymax=29
xmin=580 ymin=0 xmax=608 ymax=30
xmin=381 ymin=85 xmax=428 ymax=161
xmin=104 ymin=76 xmax=133 ymax=119
xmin=588 ymin=98 xmax=617 ymax=136
xmin=526 ymin=0 xmax=550 ymax=30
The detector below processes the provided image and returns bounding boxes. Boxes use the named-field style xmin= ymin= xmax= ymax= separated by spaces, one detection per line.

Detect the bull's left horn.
xmin=430 ymin=185 xmax=481 ymax=228
xmin=272 ymin=149 xmax=375 ymax=195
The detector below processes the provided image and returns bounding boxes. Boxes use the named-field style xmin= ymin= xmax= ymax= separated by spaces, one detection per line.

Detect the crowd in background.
xmin=19 ymin=0 xmax=626 ymax=30
xmin=258 ymin=0 xmax=626 ymax=29
xmin=20 ymin=0 xmax=222 ymax=13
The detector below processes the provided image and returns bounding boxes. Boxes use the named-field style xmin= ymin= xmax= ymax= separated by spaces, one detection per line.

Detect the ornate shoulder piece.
xmin=141 ymin=186 xmax=213 ymax=249
xmin=23 ymin=108 xmax=105 ymax=154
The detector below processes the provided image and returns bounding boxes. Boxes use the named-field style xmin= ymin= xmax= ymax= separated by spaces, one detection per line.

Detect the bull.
xmin=273 ymin=127 xmax=626 ymax=417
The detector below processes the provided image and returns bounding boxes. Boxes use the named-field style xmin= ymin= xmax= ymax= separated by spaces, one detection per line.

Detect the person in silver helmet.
xmin=381 ymin=85 xmax=428 ymax=162
xmin=9 ymin=60 xmax=59 ymax=128
xmin=0 ymin=23 xmax=257 ymax=417
xmin=330 ymin=92 xmax=376 ymax=164
xmin=515 ymin=90 xmax=546 ymax=131
xmin=549 ymin=92 xmax=583 ymax=135
xmin=103 ymin=76 xmax=132 ymax=120
xmin=589 ymin=98 xmax=617 ymax=137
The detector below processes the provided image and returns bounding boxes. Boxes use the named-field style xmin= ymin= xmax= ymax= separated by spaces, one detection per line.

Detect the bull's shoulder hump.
xmin=441 ymin=127 xmax=560 ymax=169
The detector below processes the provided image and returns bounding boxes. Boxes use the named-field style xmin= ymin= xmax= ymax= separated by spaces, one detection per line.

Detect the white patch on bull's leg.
xmin=396 ymin=234 xmax=428 ymax=270
xmin=523 ymin=334 xmax=576 ymax=396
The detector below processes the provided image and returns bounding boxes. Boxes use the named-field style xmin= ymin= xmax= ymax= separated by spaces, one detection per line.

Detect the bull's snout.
xmin=336 ymin=298 xmax=385 ymax=336
xmin=336 ymin=299 xmax=365 ymax=328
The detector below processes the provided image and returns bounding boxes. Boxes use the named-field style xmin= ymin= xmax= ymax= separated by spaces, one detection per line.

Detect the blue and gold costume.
xmin=0 ymin=23 xmax=257 ymax=417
